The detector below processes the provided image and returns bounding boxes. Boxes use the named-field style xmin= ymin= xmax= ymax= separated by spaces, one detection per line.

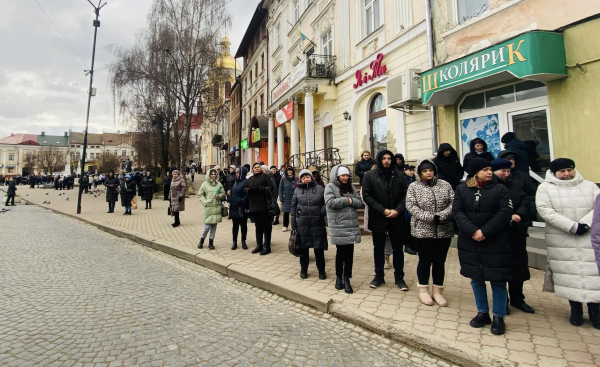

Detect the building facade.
xmin=0 ymin=134 xmax=40 ymax=177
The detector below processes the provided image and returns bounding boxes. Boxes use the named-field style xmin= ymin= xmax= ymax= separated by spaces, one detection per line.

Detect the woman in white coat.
xmin=536 ymin=158 xmax=600 ymax=329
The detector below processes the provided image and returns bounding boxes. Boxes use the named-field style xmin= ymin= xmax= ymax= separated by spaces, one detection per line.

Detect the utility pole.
xmin=77 ymin=0 xmax=107 ymax=215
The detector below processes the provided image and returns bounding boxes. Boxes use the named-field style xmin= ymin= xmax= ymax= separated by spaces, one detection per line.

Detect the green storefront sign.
xmin=421 ymin=31 xmax=567 ymax=106
xmin=240 ymin=139 xmax=249 ymax=150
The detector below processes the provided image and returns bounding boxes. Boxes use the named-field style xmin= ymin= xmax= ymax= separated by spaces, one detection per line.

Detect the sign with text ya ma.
xmin=275 ymin=101 xmax=294 ymax=127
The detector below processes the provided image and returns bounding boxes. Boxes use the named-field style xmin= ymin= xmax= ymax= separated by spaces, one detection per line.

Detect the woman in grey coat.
xmin=324 ymin=165 xmax=364 ymax=293
xmin=278 ymin=166 xmax=296 ymax=232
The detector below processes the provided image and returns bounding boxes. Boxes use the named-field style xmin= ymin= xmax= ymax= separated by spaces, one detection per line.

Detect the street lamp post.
xmin=77 ymin=1 xmax=107 ymax=215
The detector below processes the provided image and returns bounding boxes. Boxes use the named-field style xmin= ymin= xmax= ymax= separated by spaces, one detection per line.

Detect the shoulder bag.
xmin=288 ymin=230 xmax=301 ymax=257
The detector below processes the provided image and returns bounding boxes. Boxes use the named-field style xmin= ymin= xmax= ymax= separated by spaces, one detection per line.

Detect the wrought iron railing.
xmin=281 ymin=148 xmax=342 ymax=183
xmin=307 ymin=54 xmax=336 ymax=79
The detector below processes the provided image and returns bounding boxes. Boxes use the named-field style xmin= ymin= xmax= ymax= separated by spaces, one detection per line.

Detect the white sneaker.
xmin=282 ymin=227 xmax=287 ymax=232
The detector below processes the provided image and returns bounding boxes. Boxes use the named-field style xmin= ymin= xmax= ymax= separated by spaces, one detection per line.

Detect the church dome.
xmin=215 ymin=35 xmax=241 ymax=71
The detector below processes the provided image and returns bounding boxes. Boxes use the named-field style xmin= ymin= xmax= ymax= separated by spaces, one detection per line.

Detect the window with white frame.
xmin=322 ymin=29 xmax=332 ymax=56
xmin=292 ymin=0 xmax=300 ymax=23
xmin=456 ymin=0 xmax=488 ymax=23
xmin=276 ymin=23 xmax=281 ymax=47
xmin=395 ymin=0 xmax=412 ymax=33
xmin=122 ymin=150 xmax=127 ymax=156
xmin=364 ymin=0 xmax=381 ymax=36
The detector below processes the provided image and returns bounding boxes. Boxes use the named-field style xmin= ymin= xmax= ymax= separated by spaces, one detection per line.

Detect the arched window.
xmin=213 ymin=82 xmax=219 ymax=101
xmin=224 ymin=81 xmax=231 ymax=99
xmin=369 ymin=93 xmax=387 ymax=157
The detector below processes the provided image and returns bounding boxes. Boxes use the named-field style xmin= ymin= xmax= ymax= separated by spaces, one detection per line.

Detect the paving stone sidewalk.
xmin=7 ymin=183 xmax=600 ymax=367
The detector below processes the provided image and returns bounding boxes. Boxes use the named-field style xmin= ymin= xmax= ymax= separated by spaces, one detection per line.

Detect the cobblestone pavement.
xmin=4 ymin=184 xmax=600 ymax=367
xmin=0 ymin=205 xmax=450 ymax=367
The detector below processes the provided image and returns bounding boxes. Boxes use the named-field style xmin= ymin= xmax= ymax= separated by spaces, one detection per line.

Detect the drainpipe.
xmin=425 ymin=0 xmax=438 ymax=155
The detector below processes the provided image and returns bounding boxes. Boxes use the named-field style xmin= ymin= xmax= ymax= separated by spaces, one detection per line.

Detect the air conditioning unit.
xmin=387 ymin=69 xmax=421 ymax=108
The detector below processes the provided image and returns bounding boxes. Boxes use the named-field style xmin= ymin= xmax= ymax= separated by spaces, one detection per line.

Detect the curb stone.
xmin=7 ymin=191 xmax=513 ymax=367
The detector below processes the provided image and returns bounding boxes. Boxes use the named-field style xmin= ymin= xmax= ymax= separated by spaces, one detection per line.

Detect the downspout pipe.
xmin=425 ymin=0 xmax=438 ymax=155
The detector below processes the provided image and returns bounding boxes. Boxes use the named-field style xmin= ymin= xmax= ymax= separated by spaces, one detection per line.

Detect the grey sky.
xmin=0 ymin=0 xmax=256 ymax=139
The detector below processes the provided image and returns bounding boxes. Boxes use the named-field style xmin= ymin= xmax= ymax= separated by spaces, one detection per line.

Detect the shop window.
xmin=322 ymin=29 xmax=332 ymax=56
xmin=364 ymin=0 xmax=381 ymax=36
xmin=516 ymin=81 xmax=547 ymax=101
xmin=456 ymin=0 xmax=488 ymax=23
xmin=460 ymin=93 xmax=485 ymax=113
xmin=369 ymin=93 xmax=387 ymax=157
xmin=8 ymin=168 xmax=13 ymax=174
xmin=485 ymin=85 xmax=515 ymax=108
xmin=510 ymin=109 xmax=551 ymax=176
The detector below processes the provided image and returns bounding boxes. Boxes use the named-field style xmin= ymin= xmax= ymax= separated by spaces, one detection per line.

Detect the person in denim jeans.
xmin=452 ymin=158 xmax=513 ymax=335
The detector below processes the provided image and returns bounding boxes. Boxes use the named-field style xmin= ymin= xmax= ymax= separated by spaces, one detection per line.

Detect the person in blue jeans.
xmin=452 ymin=158 xmax=513 ymax=335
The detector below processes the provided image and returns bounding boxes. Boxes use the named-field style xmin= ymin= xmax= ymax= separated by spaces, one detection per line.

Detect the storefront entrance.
xmin=458 ymin=81 xmax=552 ymax=181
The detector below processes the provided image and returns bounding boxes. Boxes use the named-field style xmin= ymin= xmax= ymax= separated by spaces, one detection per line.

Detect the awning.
xmin=421 ymin=31 xmax=567 ymax=106
xmin=220 ymin=142 xmax=229 ymax=151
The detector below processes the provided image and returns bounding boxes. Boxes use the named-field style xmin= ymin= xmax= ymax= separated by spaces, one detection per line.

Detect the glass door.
xmin=508 ymin=107 xmax=553 ymax=179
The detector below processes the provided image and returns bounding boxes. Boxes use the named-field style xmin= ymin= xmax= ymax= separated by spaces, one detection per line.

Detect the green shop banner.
xmin=421 ymin=31 xmax=567 ymax=105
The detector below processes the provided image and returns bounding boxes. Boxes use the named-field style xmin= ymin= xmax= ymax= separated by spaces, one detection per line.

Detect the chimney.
xmin=41 ymin=131 xmax=45 ymax=136
xmin=64 ymin=132 xmax=68 ymax=137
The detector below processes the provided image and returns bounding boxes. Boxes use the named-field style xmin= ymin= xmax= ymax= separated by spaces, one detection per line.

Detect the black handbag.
xmin=288 ymin=230 xmax=301 ymax=257
xmin=266 ymin=188 xmax=280 ymax=216
xmin=168 ymin=206 xmax=172 ymax=216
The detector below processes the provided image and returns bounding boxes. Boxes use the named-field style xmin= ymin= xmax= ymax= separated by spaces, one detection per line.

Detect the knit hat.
xmin=404 ymin=164 xmax=416 ymax=170
xmin=214 ymin=165 xmax=221 ymax=170
xmin=230 ymin=165 xmax=236 ymax=170
xmin=491 ymin=158 xmax=512 ymax=171
xmin=469 ymin=157 xmax=492 ymax=175
xmin=337 ymin=166 xmax=350 ymax=176
xmin=261 ymin=165 xmax=270 ymax=173
xmin=172 ymin=170 xmax=180 ymax=176
xmin=418 ymin=161 xmax=436 ymax=175
xmin=501 ymin=132 xmax=516 ymax=144
xmin=550 ymin=158 xmax=575 ymax=174
xmin=498 ymin=150 xmax=516 ymax=160
xmin=125 ymin=174 xmax=131 ymax=179
xmin=298 ymin=169 xmax=312 ymax=179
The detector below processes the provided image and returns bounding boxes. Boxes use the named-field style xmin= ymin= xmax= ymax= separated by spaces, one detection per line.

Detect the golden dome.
xmin=214 ymin=35 xmax=241 ymax=71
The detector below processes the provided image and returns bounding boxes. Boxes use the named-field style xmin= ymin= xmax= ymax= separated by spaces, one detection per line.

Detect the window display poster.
xmin=460 ymin=114 xmax=501 ymax=159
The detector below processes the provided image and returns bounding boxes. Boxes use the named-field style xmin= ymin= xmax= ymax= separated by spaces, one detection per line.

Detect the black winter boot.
xmin=241 ymin=240 xmax=248 ymax=250
xmin=569 ymin=301 xmax=583 ymax=326
xmin=470 ymin=312 xmax=492 ymax=328
xmin=251 ymin=244 xmax=263 ymax=254
xmin=231 ymin=241 xmax=237 ymax=250
xmin=588 ymin=303 xmax=600 ymax=330
xmin=491 ymin=316 xmax=506 ymax=335
xmin=259 ymin=245 xmax=271 ymax=256
xmin=344 ymin=277 xmax=353 ymax=294
xmin=208 ymin=239 xmax=215 ymax=250
xmin=198 ymin=237 xmax=205 ymax=249
xmin=335 ymin=276 xmax=344 ymax=290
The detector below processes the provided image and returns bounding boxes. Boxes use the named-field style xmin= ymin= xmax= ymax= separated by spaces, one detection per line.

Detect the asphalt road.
xmin=0 ymin=204 xmax=449 ymax=367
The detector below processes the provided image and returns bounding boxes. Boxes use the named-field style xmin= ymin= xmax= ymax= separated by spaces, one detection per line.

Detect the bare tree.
xmin=95 ymin=152 xmax=121 ymax=174
xmin=36 ymin=146 xmax=67 ymax=174
xmin=23 ymin=152 xmax=38 ymax=176
xmin=110 ymin=0 xmax=231 ymax=174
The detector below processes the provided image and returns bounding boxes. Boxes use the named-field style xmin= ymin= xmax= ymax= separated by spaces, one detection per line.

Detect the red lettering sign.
xmin=353 ymin=53 xmax=387 ymax=89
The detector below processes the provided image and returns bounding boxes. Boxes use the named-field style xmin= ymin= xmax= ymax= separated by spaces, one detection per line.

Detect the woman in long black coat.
xmin=163 ymin=171 xmax=172 ymax=201
xmin=141 ymin=172 xmax=155 ymax=209
xmin=120 ymin=175 xmax=136 ymax=215
xmin=104 ymin=171 xmax=120 ymax=213
xmin=452 ymin=158 xmax=512 ymax=336
xmin=292 ymin=169 xmax=328 ymax=280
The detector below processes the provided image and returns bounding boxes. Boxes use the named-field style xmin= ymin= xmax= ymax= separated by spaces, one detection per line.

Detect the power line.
xmin=32 ymin=0 xmax=88 ymax=68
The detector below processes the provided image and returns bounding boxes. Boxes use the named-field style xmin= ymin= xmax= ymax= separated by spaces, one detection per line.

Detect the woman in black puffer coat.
xmin=292 ymin=169 xmax=328 ymax=280
xmin=141 ymin=172 xmax=155 ymax=209
xmin=452 ymin=158 xmax=512 ymax=336
xmin=104 ymin=171 xmax=120 ymax=213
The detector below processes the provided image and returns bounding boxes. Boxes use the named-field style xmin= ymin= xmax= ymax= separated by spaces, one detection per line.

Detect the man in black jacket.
xmin=362 ymin=150 xmax=409 ymax=290
xmin=501 ymin=132 xmax=541 ymax=176
xmin=492 ymin=158 xmax=535 ymax=315
xmin=354 ymin=151 xmax=376 ymax=185
xmin=244 ymin=162 xmax=276 ymax=255
xmin=433 ymin=143 xmax=464 ymax=191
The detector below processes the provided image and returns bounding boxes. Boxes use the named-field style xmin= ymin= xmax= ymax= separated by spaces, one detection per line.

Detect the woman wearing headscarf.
xmin=169 ymin=170 xmax=186 ymax=227
xmin=452 ymin=158 xmax=513 ymax=335
xmin=141 ymin=172 xmax=155 ymax=209
xmin=228 ymin=166 xmax=249 ymax=250
xmin=325 ymin=165 xmax=364 ymax=293
xmin=278 ymin=167 xmax=296 ymax=232
xmin=293 ymin=169 xmax=328 ymax=280
xmin=120 ymin=174 xmax=136 ymax=215
xmin=104 ymin=171 xmax=120 ymax=213
xmin=406 ymin=159 xmax=455 ymax=307
xmin=197 ymin=168 xmax=226 ymax=250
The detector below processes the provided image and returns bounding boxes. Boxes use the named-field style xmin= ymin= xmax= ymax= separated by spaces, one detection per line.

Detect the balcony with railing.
xmin=307 ymin=54 xmax=335 ymax=79
xmin=281 ymin=148 xmax=342 ymax=184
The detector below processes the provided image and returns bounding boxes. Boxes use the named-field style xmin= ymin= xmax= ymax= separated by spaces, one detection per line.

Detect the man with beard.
xmin=362 ymin=150 xmax=409 ymax=291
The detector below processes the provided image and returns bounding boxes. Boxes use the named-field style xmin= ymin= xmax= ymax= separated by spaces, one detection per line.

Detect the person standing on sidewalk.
xmin=5 ymin=177 xmax=16 ymax=206
xmin=120 ymin=175 xmax=136 ymax=215
xmin=463 ymin=138 xmax=494 ymax=169
xmin=104 ymin=171 xmax=120 ymax=214
xmin=278 ymin=167 xmax=296 ymax=232
xmin=406 ymin=159 xmax=455 ymax=307
xmin=433 ymin=143 xmax=464 ymax=191
xmin=362 ymin=149 xmax=409 ymax=291
xmin=224 ymin=166 xmax=237 ymax=195
xmin=354 ymin=151 xmax=376 ymax=185
xmin=244 ymin=162 xmax=275 ymax=255
xmin=492 ymin=158 xmax=535 ymax=315
xmin=228 ymin=166 xmax=249 ymax=250
xmin=169 ymin=170 xmax=186 ymax=228
xmin=453 ymin=158 xmax=512 ymax=335
xmin=293 ymin=169 xmax=328 ymax=280
xmin=141 ymin=172 xmax=155 ymax=210
xmin=270 ymin=166 xmax=282 ymax=225
xmin=197 ymin=169 xmax=226 ymax=250
xmin=163 ymin=171 xmax=171 ymax=201
xmin=325 ymin=165 xmax=364 ymax=293
xmin=536 ymin=158 xmax=599 ymax=329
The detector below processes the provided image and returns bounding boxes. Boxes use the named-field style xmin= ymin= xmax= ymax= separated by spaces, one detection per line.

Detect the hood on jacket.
xmin=469 ymin=138 xmax=489 ymax=154
xmin=498 ymin=149 xmax=519 ymax=161
xmin=544 ymin=169 xmax=584 ymax=188
xmin=415 ymin=158 xmax=438 ymax=178
xmin=329 ymin=165 xmax=353 ymax=187
xmin=375 ymin=149 xmax=396 ymax=172
xmin=285 ymin=166 xmax=296 ymax=178
xmin=206 ymin=169 xmax=218 ymax=184
xmin=235 ymin=166 xmax=248 ymax=183
xmin=436 ymin=143 xmax=460 ymax=162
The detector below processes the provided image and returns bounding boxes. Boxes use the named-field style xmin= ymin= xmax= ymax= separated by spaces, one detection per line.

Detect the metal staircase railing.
xmin=280 ymin=148 xmax=342 ymax=183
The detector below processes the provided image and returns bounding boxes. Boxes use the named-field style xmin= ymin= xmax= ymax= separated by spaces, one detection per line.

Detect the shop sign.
xmin=240 ymin=139 xmax=249 ymax=149
xmin=275 ymin=101 xmax=294 ymax=127
xmin=353 ymin=53 xmax=387 ymax=89
xmin=290 ymin=58 xmax=307 ymax=87
xmin=251 ymin=129 xmax=261 ymax=143
xmin=421 ymin=31 xmax=567 ymax=105
xmin=271 ymin=75 xmax=290 ymax=102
